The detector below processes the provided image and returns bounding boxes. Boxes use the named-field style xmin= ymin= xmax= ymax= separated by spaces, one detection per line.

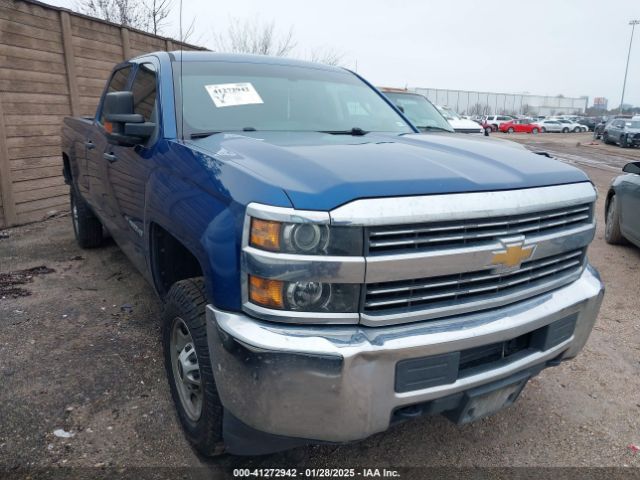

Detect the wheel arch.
xmin=149 ymin=222 xmax=208 ymax=300
xmin=604 ymin=188 xmax=616 ymax=216
xmin=62 ymin=152 xmax=72 ymax=185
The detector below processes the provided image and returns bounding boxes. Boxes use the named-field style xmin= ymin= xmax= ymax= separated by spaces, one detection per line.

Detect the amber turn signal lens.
xmin=249 ymin=275 xmax=284 ymax=309
xmin=250 ymin=218 xmax=281 ymax=251
xmin=104 ymin=121 xmax=113 ymax=133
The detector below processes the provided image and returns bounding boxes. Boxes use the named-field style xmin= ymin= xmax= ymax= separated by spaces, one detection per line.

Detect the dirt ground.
xmin=1 ymin=133 xmax=639 ymax=475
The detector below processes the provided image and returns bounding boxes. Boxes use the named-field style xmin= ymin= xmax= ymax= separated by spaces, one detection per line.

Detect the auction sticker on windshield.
xmin=205 ymin=83 xmax=264 ymax=108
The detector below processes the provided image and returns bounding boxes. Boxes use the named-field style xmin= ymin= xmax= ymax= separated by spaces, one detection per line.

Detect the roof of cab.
xmin=158 ymin=51 xmax=345 ymax=72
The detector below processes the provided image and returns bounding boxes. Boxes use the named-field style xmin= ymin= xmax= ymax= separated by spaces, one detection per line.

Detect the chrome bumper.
xmin=206 ymin=265 xmax=603 ymax=443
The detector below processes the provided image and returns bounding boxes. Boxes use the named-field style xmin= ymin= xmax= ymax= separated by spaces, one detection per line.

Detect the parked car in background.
xmin=605 ymin=161 xmax=640 ymax=246
xmin=379 ymin=89 xmax=455 ymax=134
xmin=534 ymin=119 xmax=565 ymax=133
xmin=484 ymin=115 xmax=514 ymax=131
xmin=477 ymin=118 xmax=493 ymax=135
xmin=499 ymin=119 xmax=541 ymax=134
xmin=594 ymin=119 xmax=610 ymax=139
xmin=436 ymin=105 xmax=484 ymax=133
xmin=578 ymin=117 xmax=598 ymax=131
xmin=602 ymin=119 xmax=640 ymax=147
xmin=555 ymin=119 xmax=587 ymax=132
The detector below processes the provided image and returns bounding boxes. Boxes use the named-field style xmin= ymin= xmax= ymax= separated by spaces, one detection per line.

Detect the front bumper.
xmin=206 ymin=265 xmax=603 ymax=444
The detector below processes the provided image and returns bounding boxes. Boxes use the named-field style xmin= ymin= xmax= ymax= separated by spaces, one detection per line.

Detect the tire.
xmin=603 ymin=132 xmax=610 ymax=144
xmin=491 ymin=124 xmax=498 ymax=132
xmin=562 ymin=127 xmax=569 ymax=133
xmin=163 ymin=278 xmax=225 ymax=457
xmin=484 ymin=127 xmax=492 ymax=136
xmin=507 ymin=127 xmax=515 ymax=133
xmin=620 ymin=135 xmax=628 ymax=148
xmin=532 ymin=128 xmax=539 ymax=134
xmin=70 ymin=187 xmax=103 ymax=248
xmin=605 ymin=195 xmax=626 ymax=245
xmin=573 ymin=127 xmax=580 ymax=133
xmin=541 ymin=127 xmax=547 ymax=133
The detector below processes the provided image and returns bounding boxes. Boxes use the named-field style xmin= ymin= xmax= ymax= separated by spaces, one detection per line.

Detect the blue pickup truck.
xmin=62 ymin=52 xmax=604 ymax=456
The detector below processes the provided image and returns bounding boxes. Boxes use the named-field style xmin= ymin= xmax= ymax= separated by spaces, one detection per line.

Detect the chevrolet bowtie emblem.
xmin=491 ymin=241 xmax=535 ymax=270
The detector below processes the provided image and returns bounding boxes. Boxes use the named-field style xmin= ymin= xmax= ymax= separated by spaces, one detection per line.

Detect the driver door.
xmin=99 ymin=61 xmax=160 ymax=274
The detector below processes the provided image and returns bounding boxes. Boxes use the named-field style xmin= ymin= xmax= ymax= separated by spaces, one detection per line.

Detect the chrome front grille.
xmin=364 ymin=249 xmax=586 ymax=316
xmin=367 ymin=203 xmax=592 ymax=255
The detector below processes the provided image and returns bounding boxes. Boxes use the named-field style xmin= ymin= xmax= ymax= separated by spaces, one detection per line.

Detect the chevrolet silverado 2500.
xmin=61 ymin=52 xmax=604 ymax=456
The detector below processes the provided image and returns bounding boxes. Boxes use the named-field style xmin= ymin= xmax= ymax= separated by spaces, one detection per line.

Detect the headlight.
xmin=249 ymin=218 xmax=363 ymax=255
xmin=248 ymin=275 xmax=360 ymax=312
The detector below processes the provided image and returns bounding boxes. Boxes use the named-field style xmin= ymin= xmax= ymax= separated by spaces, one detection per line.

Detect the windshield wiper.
xmin=320 ymin=127 xmax=369 ymax=136
xmin=418 ymin=126 xmax=453 ymax=132
xmin=190 ymin=131 xmax=222 ymax=139
xmin=190 ymin=127 xmax=258 ymax=139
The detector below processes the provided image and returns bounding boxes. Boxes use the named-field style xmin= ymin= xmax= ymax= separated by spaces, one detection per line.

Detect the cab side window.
xmin=131 ymin=63 xmax=158 ymax=124
xmin=100 ymin=66 xmax=132 ymax=124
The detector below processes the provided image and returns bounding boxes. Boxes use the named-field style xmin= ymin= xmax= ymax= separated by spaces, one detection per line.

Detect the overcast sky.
xmin=45 ymin=0 xmax=640 ymax=108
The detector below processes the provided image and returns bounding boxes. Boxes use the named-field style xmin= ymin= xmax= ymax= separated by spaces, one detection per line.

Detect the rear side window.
xmin=100 ymin=66 xmax=132 ymax=124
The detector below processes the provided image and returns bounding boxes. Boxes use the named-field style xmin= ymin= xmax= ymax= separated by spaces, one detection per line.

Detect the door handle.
xmin=84 ymin=141 xmax=95 ymax=150
xmin=103 ymin=152 xmax=117 ymax=163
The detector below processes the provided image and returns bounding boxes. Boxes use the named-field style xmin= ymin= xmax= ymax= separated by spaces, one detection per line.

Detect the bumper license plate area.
xmin=445 ymin=372 xmax=529 ymax=424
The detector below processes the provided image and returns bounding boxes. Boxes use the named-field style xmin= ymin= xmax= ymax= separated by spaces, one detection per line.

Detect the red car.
xmin=499 ymin=119 xmax=541 ymax=134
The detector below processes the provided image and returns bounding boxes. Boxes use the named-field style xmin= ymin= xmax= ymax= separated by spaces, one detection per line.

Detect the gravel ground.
xmin=1 ymin=134 xmax=639 ymax=475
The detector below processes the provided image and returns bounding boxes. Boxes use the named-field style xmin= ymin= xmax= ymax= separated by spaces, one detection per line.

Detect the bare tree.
xmin=145 ymin=0 xmax=172 ymax=35
xmin=212 ymin=16 xmax=297 ymax=56
xmin=308 ymin=47 xmax=345 ymax=66
xmin=178 ymin=16 xmax=198 ymax=43
xmin=77 ymin=0 xmax=149 ymax=30
xmin=469 ymin=103 xmax=483 ymax=116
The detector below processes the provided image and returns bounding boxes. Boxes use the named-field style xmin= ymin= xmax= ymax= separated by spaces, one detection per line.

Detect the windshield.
xmin=175 ymin=61 xmax=414 ymax=136
xmin=384 ymin=92 xmax=453 ymax=132
xmin=437 ymin=106 xmax=461 ymax=121
xmin=625 ymin=121 xmax=640 ymax=128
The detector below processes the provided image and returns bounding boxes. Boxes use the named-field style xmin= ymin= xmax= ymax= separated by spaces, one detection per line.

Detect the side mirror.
xmin=622 ymin=161 xmax=640 ymax=175
xmin=396 ymin=104 xmax=405 ymax=113
xmin=103 ymin=91 xmax=155 ymax=146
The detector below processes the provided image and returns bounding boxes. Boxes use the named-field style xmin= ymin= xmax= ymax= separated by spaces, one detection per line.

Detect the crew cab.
xmin=62 ymin=52 xmax=604 ymax=456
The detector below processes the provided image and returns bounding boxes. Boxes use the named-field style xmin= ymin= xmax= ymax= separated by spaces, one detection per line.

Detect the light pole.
xmin=620 ymin=20 xmax=639 ymax=114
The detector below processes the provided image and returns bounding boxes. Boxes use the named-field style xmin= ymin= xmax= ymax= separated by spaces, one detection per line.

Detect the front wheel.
xmin=70 ymin=187 xmax=103 ymax=248
xmin=507 ymin=127 xmax=515 ymax=133
xmin=541 ymin=127 xmax=547 ymax=133
xmin=562 ymin=127 xmax=570 ymax=133
xmin=573 ymin=127 xmax=581 ymax=133
xmin=605 ymin=195 xmax=626 ymax=245
xmin=620 ymin=135 xmax=628 ymax=148
xmin=491 ymin=124 xmax=498 ymax=132
xmin=603 ymin=132 xmax=610 ymax=144
xmin=531 ymin=128 xmax=539 ymax=134
xmin=163 ymin=278 xmax=225 ymax=457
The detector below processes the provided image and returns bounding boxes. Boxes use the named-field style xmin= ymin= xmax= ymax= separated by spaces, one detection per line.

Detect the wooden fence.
xmin=0 ymin=0 xmax=204 ymax=228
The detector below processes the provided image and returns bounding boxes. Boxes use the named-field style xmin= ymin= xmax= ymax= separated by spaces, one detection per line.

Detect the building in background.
xmin=412 ymin=87 xmax=588 ymax=116
xmin=592 ymin=97 xmax=608 ymax=111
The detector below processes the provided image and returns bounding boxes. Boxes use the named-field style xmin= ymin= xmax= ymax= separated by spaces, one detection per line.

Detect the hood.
xmin=187 ymin=131 xmax=589 ymax=211
xmin=447 ymin=118 xmax=483 ymax=131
